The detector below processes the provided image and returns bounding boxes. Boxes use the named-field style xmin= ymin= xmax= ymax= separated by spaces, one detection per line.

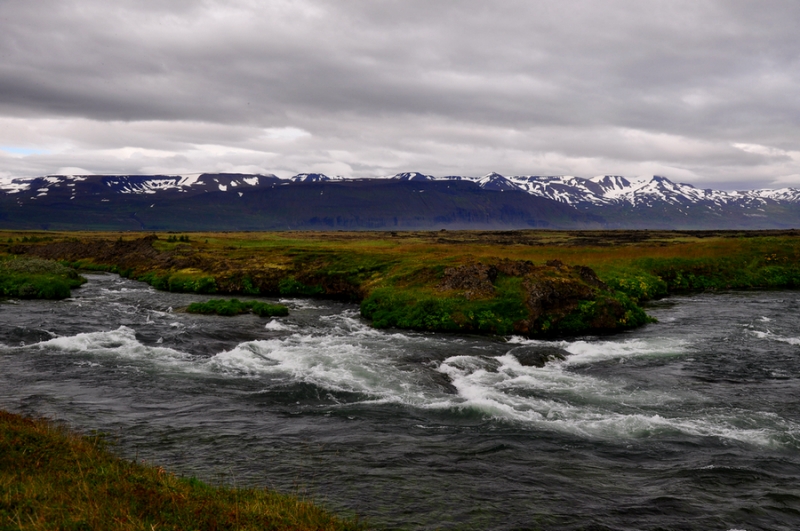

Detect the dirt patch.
xmin=14 ymin=235 xmax=207 ymax=273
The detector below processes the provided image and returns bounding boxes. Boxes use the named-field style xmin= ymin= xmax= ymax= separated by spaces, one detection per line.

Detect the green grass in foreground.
xmin=0 ymin=257 xmax=86 ymax=299
xmin=0 ymin=410 xmax=366 ymax=531
xmin=187 ymin=298 xmax=290 ymax=317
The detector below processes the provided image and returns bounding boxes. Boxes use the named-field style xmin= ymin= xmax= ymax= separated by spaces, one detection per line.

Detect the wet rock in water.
xmin=508 ymin=346 xmax=568 ymax=367
xmin=429 ymin=371 xmax=459 ymax=394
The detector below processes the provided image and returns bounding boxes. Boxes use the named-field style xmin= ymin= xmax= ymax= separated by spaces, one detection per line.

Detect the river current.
xmin=1 ymin=273 xmax=799 ymax=530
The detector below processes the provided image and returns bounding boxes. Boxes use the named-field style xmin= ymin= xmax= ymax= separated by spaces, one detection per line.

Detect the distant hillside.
xmin=0 ymin=174 xmax=599 ymax=231
xmin=2 ymin=171 xmax=799 ymax=230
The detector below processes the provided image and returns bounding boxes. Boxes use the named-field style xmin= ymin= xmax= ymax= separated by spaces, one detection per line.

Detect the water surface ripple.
xmin=2 ymin=273 xmax=800 ymax=530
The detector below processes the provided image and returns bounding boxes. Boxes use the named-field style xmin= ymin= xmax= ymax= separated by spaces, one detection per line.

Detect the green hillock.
xmin=187 ymin=298 xmax=289 ymax=317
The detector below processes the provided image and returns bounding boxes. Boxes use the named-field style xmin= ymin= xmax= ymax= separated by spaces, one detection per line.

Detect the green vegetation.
xmin=4 ymin=229 xmax=800 ymax=337
xmin=0 ymin=256 xmax=86 ymax=299
xmin=278 ymin=276 xmax=325 ymax=297
xmin=362 ymin=275 xmax=529 ymax=335
xmin=136 ymin=270 xmax=218 ymax=294
xmin=0 ymin=410 xmax=365 ymax=531
xmin=360 ymin=263 xmax=653 ymax=336
xmin=594 ymin=239 xmax=800 ymax=303
xmin=187 ymin=298 xmax=289 ymax=317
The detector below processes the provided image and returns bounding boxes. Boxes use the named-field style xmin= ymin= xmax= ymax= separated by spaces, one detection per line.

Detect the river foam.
xmin=17 ymin=315 xmax=798 ymax=449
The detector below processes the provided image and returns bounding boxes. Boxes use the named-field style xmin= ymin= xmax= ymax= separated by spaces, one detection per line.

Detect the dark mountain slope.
xmin=0 ymin=178 xmax=601 ymax=231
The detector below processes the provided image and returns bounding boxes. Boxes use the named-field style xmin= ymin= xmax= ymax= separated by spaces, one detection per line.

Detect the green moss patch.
xmin=186 ymin=298 xmax=289 ymax=317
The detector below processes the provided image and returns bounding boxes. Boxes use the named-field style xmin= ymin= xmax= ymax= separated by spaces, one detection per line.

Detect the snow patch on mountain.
xmin=290 ymin=173 xmax=347 ymax=182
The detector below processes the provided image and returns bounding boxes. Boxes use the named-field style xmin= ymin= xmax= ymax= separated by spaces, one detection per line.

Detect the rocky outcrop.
xmin=508 ymin=346 xmax=568 ymax=367
xmin=438 ymin=263 xmax=497 ymax=299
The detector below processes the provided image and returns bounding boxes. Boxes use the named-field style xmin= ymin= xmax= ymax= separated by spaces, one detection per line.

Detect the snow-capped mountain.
xmin=0 ymin=173 xmax=283 ymax=200
xmin=290 ymin=173 xmax=349 ymax=183
xmin=2 ymin=171 xmax=800 ymax=230
xmin=481 ymin=173 xmax=800 ymax=228
xmin=0 ymin=171 xmax=591 ymax=231
xmin=495 ymin=173 xmax=800 ymax=209
xmin=752 ymin=188 xmax=800 ymax=203
xmin=387 ymin=172 xmax=800 ymax=228
xmin=5 ymin=171 xmax=797 ymax=209
xmin=390 ymin=172 xmax=436 ymax=181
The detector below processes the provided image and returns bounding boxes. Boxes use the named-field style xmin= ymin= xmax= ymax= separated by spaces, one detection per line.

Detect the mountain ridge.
xmin=2 ymin=172 xmax=800 ymax=230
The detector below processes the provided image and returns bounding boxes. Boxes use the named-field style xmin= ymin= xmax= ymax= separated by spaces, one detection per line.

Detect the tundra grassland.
xmin=3 ymin=229 xmax=800 ymax=336
xmin=0 ymin=410 xmax=366 ymax=531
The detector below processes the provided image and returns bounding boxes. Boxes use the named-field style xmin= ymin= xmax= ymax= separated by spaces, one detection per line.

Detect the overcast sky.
xmin=1 ymin=1 xmax=799 ymax=189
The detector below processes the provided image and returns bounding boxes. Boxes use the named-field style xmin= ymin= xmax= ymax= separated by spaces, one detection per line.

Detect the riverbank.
xmin=3 ymin=229 xmax=800 ymax=337
xmin=0 ymin=255 xmax=86 ymax=299
xmin=0 ymin=410 xmax=366 ymax=530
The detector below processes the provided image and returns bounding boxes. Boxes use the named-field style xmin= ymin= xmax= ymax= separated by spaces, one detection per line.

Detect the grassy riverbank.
xmin=0 ymin=256 xmax=86 ymax=299
xmin=3 ymin=229 xmax=800 ymax=336
xmin=0 ymin=410 xmax=365 ymax=531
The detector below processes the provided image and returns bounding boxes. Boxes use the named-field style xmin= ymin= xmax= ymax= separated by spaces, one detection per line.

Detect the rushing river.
xmin=1 ymin=273 xmax=800 ymax=530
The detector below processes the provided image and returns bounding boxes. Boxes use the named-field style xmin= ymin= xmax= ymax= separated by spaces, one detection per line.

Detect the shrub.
xmin=241 ymin=276 xmax=260 ymax=295
xmin=604 ymin=269 xmax=668 ymax=302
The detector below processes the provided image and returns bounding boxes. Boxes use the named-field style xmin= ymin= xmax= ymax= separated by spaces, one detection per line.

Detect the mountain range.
xmin=2 ymin=171 xmax=800 ymax=231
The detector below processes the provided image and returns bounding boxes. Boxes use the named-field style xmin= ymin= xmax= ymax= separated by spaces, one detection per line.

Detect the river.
xmin=1 ymin=273 xmax=799 ymax=530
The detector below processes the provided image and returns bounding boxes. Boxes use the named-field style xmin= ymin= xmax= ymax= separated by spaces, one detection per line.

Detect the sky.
xmin=1 ymin=0 xmax=799 ymax=190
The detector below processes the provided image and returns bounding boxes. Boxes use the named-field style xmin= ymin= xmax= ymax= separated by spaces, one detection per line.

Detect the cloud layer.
xmin=2 ymin=1 xmax=800 ymax=189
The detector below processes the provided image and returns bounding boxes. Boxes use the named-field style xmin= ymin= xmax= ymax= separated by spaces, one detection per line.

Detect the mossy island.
xmin=186 ymin=298 xmax=289 ymax=317
xmin=3 ymin=229 xmax=800 ymax=337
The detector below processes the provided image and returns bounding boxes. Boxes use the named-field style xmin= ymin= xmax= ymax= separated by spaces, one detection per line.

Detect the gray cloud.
xmin=1 ymin=0 xmax=800 ymax=189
